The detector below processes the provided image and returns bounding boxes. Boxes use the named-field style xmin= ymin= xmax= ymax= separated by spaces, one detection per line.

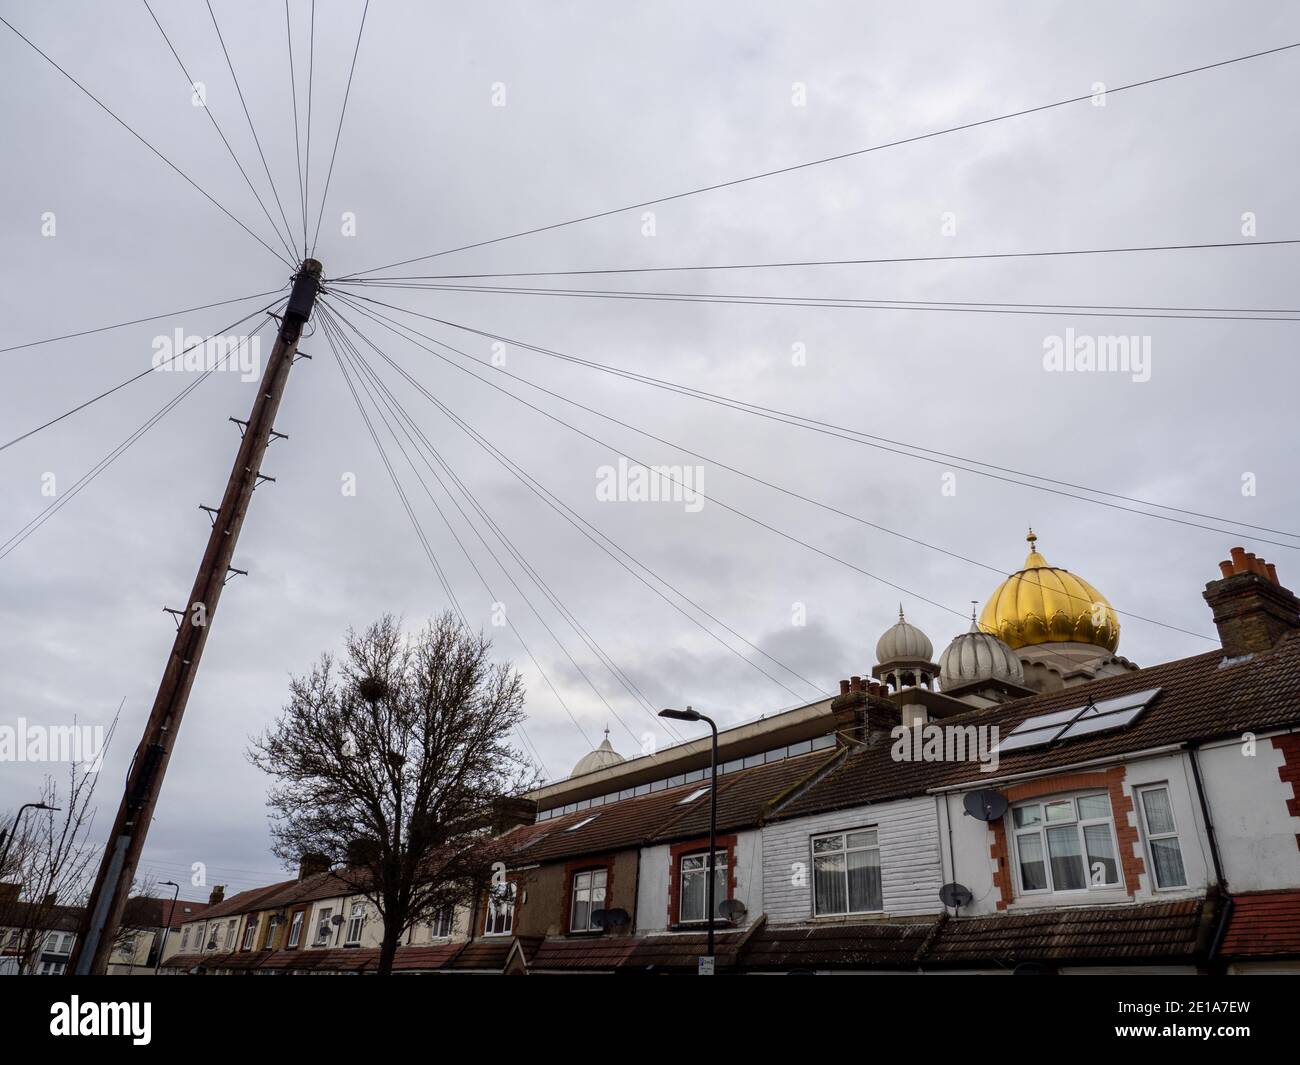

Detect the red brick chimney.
xmin=208 ymin=885 xmax=225 ymax=906
xmin=297 ymin=853 xmax=331 ymax=881
xmin=491 ymin=796 xmax=538 ymax=835
xmin=1203 ymin=548 xmax=1300 ymax=656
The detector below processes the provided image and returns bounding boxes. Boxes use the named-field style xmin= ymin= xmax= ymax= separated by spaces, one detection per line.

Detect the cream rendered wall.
xmin=1197 ymin=730 xmax=1300 ymax=892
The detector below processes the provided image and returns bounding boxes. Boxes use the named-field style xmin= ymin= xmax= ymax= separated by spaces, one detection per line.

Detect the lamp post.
xmin=659 ymin=706 xmax=718 ymax=966
xmin=155 ymin=880 xmax=180 ymax=975
xmin=0 ymin=802 xmax=59 ymax=874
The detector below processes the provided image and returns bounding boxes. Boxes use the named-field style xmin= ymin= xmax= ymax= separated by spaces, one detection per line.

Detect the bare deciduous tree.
xmin=249 ymin=613 xmax=536 ymax=975
xmin=0 ymin=760 xmax=105 ymax=975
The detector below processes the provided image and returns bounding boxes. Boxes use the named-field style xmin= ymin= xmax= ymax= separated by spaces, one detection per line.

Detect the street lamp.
xmin=659 ymin=706 xmax=719 ymax=965
xmin=0 ymin=802 xmax=59 ymax=874
xmin=155 ymin=880 xmax=180 ymax=975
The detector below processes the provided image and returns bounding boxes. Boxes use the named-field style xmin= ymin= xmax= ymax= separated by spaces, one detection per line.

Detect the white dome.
xmin=875 ymin=607 xmax=934 ymax=665
xmin=939 ymin=623 xmax=1025 ymax=690
xmin=570 ymin=732 xmax=625 ymax=778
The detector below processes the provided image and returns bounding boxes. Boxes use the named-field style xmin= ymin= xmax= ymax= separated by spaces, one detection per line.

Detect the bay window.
xmin=1012 ymin=793 xmax=1120 ymax=894
xmin=1137 ymin=785 xmax=1188 ymax=889
xmin=812 ymin=828 xmax=882 ymax=915
xmin=679 ymin=851 xmax=727 ymax=924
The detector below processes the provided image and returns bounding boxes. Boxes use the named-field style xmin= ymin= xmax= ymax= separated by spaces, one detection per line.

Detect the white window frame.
xmin=678 ymin=849 xmax=728 ymax=925
xmin=345 ymin=902 xmax=365 ymax=945
xmin=314 ymin=907 xmax=333 ymax=946
xmin=1011 ymin=792 xmax=1122 ymax=896
xmin=180 ymin=926 xmax=191 ymax=951
xmin=569 ymin=868 xmax=608 ymax=932
xmin=1136 ymin=784 xmax=1189 ymax=890
xmin=810 ymin=827 xmax=883 ymax=917
xmin=484 ymin=881 xmax=517 ymax=936
xmin=286 ymin=910 xmax=304 ymax=948
xmin=429 ymin=908 xmax=453 ymax=939
xmin=241 ymin=917 xmax=258 ymax=951
xmin=224 ymin=919 xmax=236 ymax=950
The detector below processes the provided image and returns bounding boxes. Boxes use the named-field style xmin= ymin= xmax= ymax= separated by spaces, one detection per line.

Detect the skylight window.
xmin=678 ymin=786 xmax=710 ymax=805
xmin=565 ymin=813 xmax=600 ymax=832
xmin=997 ymin=688 xmax=1161 ymax=754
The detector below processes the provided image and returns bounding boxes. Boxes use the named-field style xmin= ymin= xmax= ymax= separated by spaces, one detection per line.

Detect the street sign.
xmin=698 ymin=956 xmax=715 ymax=976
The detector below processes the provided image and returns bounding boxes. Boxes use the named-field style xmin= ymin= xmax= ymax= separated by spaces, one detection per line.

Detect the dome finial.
xmin=898 ymin=603 xmax=905 ymax=622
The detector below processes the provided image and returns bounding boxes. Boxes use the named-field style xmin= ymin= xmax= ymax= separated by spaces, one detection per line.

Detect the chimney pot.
xmin=850 ymin=675 xmax=862 ymax=692
xmin=1219 ymin=560 xmax=1234 ymax=579
xmin=839 ymin=679 xmax=850 ymax=695
xmin=1205 ymin=552 xmax=1300 ymax=655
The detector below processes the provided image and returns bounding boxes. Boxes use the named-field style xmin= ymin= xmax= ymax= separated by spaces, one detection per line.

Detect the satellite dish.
xmin=938 ymin=882 xmax=973 ymax=909
xmin=591 ymin=908 xmax=630 ymax=929
xmin=963 ymin=789 xmax=1009 ymax=821
xmin=718 ymin=898 xmax=748 ymax=922
xmin=331 ymin=914 xmax=344 ymax=926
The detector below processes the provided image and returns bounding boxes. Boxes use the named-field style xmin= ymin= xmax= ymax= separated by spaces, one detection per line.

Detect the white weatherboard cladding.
xmin=762 ymin=795 xmax=942 ymax=923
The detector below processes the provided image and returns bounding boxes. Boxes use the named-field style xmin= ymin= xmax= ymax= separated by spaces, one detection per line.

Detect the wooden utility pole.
xmin=69 ymin=260 xmax=322 ymax=975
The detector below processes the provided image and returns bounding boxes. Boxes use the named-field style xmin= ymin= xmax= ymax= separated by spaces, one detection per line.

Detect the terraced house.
xmin=165 ymin=540 xmax=1300 ymax=975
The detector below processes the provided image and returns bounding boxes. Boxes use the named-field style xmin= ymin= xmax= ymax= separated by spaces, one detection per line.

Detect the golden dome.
xmin=979 ymin=530 xmax=1119 ymax=652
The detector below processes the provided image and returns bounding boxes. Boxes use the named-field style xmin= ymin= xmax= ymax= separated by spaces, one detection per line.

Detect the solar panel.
xmin=995 ymin=688 xmax=1162 ymax=754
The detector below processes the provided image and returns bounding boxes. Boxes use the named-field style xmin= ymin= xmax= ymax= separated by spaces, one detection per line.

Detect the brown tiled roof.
xmin=776 ymin=633 xmax=1300 ymax=821
xmin=622 ymin=929 xmax=748 ymax=971
xmin=252 ymin=871 xmax=361 ymax=910
xmin=650 ymin=748 xmax=840 ymax=843
xmin=528 ymin=935 xmax=642 ymax=971
xmin=925 ymin=896 xmax=1217 ymax=968
xmin=519 ymin=749 xmax=838 ymax=864
xmin=743 ymin=920 xmax=933 ymax=970
xmin=523 ymin=782 xmax=712 ymax=863
xmin=166 ymin=942 xmax=463 ymax=973
xmin=196 ymin=880 xmax=297 ymax=921
xmin=121 ymin=896 xmax=210 ymax=930
xmin=0 ymin=900 xmax=82 ymax=933
xmin=1220 ymin=889 xmax=1300 ymax=958
xmin=448 ymin=936 xmax=515 ymax=971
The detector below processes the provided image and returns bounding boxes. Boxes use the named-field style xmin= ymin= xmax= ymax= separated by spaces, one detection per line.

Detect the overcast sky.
xmin=2 ymin=0 xmax=1298 ymax=902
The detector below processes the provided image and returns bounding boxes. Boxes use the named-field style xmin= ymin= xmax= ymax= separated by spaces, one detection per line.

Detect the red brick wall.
xmin=667 ymin=835 xmax=737 ymax=927
xmin=1272 ymin=734 xmax=1300 ymax=848
xmin=987 ymin=767 xmax=1144 ymax=909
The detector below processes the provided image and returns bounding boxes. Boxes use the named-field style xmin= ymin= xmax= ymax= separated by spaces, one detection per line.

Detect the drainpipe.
xmin=1187 ymin=743 xmax=1233 ymax=973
